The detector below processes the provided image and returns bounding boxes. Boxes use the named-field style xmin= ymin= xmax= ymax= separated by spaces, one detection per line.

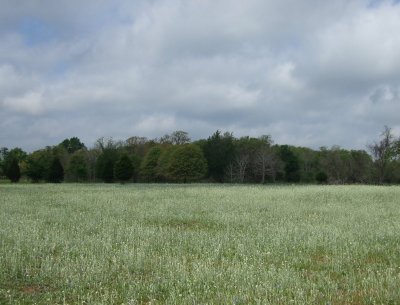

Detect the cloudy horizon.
xmin=1 ymin=0 xmax=400 ymax=152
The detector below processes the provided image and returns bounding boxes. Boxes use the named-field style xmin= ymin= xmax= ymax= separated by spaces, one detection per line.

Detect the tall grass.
xmin=1 ymin=184 xmax=400 ymax=304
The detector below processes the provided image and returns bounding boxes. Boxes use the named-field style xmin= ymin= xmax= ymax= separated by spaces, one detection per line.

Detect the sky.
xmin=1 ymin=0 xmax=400 ymax=151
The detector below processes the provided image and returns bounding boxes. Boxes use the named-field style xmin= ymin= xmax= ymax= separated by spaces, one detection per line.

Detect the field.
xmin=1 ymin=184 xmax=400 ymax=304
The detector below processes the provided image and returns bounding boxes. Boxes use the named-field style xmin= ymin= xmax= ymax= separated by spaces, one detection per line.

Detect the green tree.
xmin=95 ymin=149 xmax=118 ymax=183
xmin=279 ymin=145 xmax=300 ymax=182
xmin=349 ymin=150 xmax=373 ymax=183
xmin=140 ymin=146 xmax=163 ymax=182
xmin=130 ymin=154 xmax=141 ymax=182
xmin=0 ymin=147 xmax=8 ymax=178
xmin=167 ymin=144 xmax=207 ymax=183
xmin=368 ymin=126 xmax=399 ymax=183
xmin=315 ymin=171 xmax=328 ymax=184
xmin=46 ymin=157 xmax=64 ymax=183
xmin=157 ymin=145 xmax=178 ymax=181
xmin=60 ymin=137 xmax=86 ymax=154
xmin=26 ymin=148 xmax=53 ymax=182
xmin=5 ymin=157 xmax=21 ymax=182
xmin=102 ymin=159 xmax=114 ymax=183
xmin=114 ymin=154 xmax=133 ymax=183
xmin=318 ymin=146 xmax=351 ymax=184
xmin=202 ymin=131 xmax=235 ymax=182
xmin=67 ymin=153 xmax=88 ymax=182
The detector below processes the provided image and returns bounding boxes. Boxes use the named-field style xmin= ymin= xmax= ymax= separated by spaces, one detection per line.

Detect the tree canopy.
xmin=2 ymin=127 xmax=400 ymax=185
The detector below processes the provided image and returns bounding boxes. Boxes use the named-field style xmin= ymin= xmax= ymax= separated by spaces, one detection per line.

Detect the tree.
xmin=102 ymin=159 xmax=114 ymax=183
xmin=114 ymin=154 xmax=133 ymax=183
xmin=140 ymin=146 xmax=163 ymax=182
xmin=318 ymin=146 xmax=351 ymax=184
xmin=0 ymin=147 xmax=8 ymax=178
xmin=25 ymin=148 xmax=53 ymax=182
xmin=95 ymin=148 xmax=118 ymax=183
xmin=5 ymin=157 xmax=21 ymax=182
xmin=67 ymin=153 xmax=88 ymax=182
xmin=130 ymin=154 xmax=141 ymax=182
xmin=255 ymin=146 xmax=282 ymax=183
xmin=167 ymin=144 xmax=207 ymax=182
xmin=170 ymin=130 xmax=191 ymax=145
xmin=2 ymin=148 xmax=26 ymax=181
xmin=46 ymin=157 xmax=64 ymax=183
xmin=315 ymin=171 xmax=328 ymax=184
xmin=202 ymin=131 xmax=235 ymax=182
xmin=348 ymin=150 xmax=373 ymax=183
xmin=125 ymin=136 xmax=149 ymax=157
xmin=156 ymin=145 xmax=178 ymax=181
xmin=279 ymin=145 xmax=300 ymax=182
xmin=158 ymin=130 xmax=191 ymax=145
xmin=60 ymin=137 xmax=86 ymax=154
xmin=368 ymin=126 xmax=399 ymax=183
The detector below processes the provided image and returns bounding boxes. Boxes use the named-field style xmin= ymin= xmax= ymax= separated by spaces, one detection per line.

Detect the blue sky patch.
xmin=18 ymin=17 xmax=58 ymax=46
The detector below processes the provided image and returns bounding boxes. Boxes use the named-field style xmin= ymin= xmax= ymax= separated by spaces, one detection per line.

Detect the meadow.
xmin=1 ymin=184 xmax=400 ymax=304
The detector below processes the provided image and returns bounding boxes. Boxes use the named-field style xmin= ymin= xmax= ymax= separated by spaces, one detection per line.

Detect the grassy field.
xmin=1 ymin=184 xmax=400 ymax=304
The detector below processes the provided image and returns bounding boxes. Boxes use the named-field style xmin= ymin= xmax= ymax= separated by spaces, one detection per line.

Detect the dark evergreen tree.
xmin=95 ymin=149 xmax=118 ymax=182
xmin=202 ymin=131 xmax=235 ymax=182
xmin=46 ymin=157 xmax=64 ymax=183
xmin=114 ymin=154 xmax=133 ymax=183
xmin=102 ymin=159 xmax=114 ymax=183
xmin=279 ymin=145 xmax=300 ymax=182
xmin=6 ymin=158 xmax=21 ymax=182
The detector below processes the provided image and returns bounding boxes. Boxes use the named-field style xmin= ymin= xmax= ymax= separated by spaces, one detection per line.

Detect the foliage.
xmin=25 ymin=149 xmax=53 ymax=182
xmin=95 ymin=149 xmax=119 ymax=183
xmin=130 ymin=154 xmax=142 ymax=182
xmin=368 ymin=126 xmax=400 ymax=183
xmin=46 ymin=157 xmax=64 ymax=183
xmin=5 ymin=157 xmax=21 ymax=182
xmin=279 ymin=145 xmax=300 ymax=182
xmin=315 ymin=171 xmax=328 ymax=184
xmin=140 ymin=146 xmax=163 ymax=182
xmin=114 ymin=154 xmax=133 ymax=183
xmin=159 ymin=130 xmax=191 ymax=145
xmin=60 ymin=137 xmax=86 ymax=154
xmin=202 ymin=131 xmax=235 ymax=182
xmin=167 ymin=144 xmax=207 ymax=182
xmin=156 ymin=145 xmax=178 ymax=181
xmin=4 ymin=126 xmax=400 ymax=185
xmin=67 ymin=153 xmax=88 ymax=182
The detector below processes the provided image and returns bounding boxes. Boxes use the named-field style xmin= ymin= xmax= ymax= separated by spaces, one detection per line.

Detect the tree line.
xmin=1 ymin=127 xmax=400 ymax=184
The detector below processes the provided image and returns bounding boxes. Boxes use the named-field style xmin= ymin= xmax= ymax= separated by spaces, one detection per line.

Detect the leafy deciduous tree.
xmin=140 ymin=146 xmax=163 ymax=182
xmin=167 ymin=144 xmax=207 ymax=182
xmin=67 ymin=153 xmax=88 ymax=182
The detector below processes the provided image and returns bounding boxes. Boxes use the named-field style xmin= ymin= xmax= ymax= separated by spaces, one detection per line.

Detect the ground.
xmin=1 ymin=184 xmax=400 ymax=304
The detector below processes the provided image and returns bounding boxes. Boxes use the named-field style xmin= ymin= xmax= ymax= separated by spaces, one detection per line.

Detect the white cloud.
xmin=1 ymin=0 xmax=399 ymax=151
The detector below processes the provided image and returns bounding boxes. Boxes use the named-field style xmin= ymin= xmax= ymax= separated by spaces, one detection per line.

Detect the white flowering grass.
xmin=1 ymin=184 xmax=400 ymax=304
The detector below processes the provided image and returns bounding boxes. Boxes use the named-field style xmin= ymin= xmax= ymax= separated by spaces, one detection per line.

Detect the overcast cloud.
xmin=1 ymin=0 xmax=400 ymax=151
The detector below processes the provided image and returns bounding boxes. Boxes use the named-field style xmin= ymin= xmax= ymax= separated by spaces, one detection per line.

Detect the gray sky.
xmin=1 ymin=0 xmax=400 ymax=151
